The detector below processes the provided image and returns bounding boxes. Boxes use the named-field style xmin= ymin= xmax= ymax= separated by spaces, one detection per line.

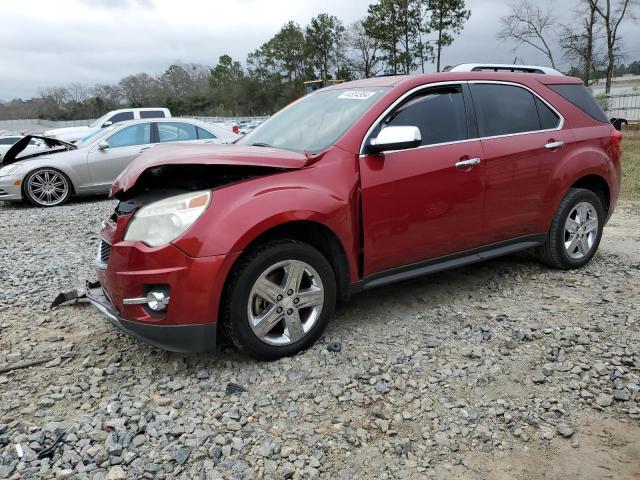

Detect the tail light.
xmin=232 ymin=124 xmax=239 ymax=135
xmin=610 ymin=129 xmax=623 ymax=159
xmin=611 ymin=129 xmax=623 ymax=147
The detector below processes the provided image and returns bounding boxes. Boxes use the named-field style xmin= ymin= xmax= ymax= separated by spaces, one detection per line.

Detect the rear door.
xmin=359 ymin=83 xmax=486 ymax=275
xmin=469 ymin=82 xmax=574 ymax=243
xmin=87 ymin=122 xmax=153 ymax=189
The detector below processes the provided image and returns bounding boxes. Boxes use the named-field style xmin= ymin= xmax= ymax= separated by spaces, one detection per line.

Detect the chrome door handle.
xmin=545 ymin=141 xmax=564 ymax=149
xmin=455 ymin=157 xmax=481 ymax=169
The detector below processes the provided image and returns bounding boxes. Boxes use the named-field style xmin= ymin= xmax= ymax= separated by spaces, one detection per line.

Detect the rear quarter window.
xmin=140 ymin=110 xmax=166 ymax=119
xmin=549 ymin=84 xmax=609 ymax=123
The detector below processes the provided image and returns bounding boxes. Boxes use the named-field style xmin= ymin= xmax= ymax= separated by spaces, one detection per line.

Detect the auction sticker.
xmin=338 ymin=90 xmax=377 ymax=100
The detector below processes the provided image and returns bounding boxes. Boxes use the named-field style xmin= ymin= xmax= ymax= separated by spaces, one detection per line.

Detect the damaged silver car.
xmin=0 ymin=118 xmax=239 ymax=207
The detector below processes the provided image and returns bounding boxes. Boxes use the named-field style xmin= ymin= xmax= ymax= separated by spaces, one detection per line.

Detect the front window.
xmin=106 ymin=123 xmax=151 ymax=148
xmin=238 ymin=87 xmax=389 ymax=153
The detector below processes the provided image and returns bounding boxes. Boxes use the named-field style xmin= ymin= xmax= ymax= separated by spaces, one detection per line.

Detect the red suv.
xmin=88 ymin=69 xmax=622 ymax=360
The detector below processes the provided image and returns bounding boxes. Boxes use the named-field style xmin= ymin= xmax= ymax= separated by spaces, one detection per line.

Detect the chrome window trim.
xmin=359 ymin=80 xmax=564 ymax=156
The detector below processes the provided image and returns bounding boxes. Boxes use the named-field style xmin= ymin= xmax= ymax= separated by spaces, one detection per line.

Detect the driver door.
xmin=359 ymin=83 xmax=486 ymax=275
xmin=87 ymin=122 xmax=152 ymax=189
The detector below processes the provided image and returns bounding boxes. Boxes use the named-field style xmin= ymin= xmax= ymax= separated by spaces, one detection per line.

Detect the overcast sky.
xmin=1 ymin=0 xmax=639 ymax=101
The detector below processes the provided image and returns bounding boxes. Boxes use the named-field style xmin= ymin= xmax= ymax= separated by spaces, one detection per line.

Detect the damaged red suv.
xmin=88 ymin=68 xmax=622 ymax=360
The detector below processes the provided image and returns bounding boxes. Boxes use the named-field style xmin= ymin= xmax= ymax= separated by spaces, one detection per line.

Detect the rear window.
xmin=549 ymin=84 xmax=609 ymax=123
xmin=140 ymin=110 xmax=166 ymax=119
xmin=471 ymin=84 xmax=542 ymax=137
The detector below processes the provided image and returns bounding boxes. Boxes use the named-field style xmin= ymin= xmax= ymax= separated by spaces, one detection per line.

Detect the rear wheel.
xmin=536 ymin=188 xmax=604 ymax=269
xmin=221 ymin=240 xmax=336 ymax=360
xmin=23 ymin=168 xmax=72 ymax=207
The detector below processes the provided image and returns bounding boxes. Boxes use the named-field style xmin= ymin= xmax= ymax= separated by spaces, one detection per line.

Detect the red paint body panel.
xmin=95 ymin=71 xmax=622 ymax=334
xmin=359 ymin=140 xmax=485 ymax=274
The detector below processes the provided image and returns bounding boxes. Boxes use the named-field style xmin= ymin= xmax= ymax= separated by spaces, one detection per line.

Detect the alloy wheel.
xmin=564 ymin=201 xmax=598 ymax=260
xmin=247 ymin=259 xmax=325 ymax=346
xmin=27 ymin=169 xmax=69 ymax=206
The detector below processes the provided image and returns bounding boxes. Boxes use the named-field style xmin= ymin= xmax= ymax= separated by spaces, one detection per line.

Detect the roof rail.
xmin=447 ymin=63 xmax=563 ymax=76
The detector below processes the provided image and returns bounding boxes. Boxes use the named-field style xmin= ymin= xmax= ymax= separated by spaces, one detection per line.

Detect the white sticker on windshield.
xmin=338 ymin=90 xmax=377 ymax=100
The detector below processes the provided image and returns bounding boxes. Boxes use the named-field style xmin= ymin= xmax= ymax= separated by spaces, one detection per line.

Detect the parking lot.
xmin=0 ymin=196 xmax=638 ymax=479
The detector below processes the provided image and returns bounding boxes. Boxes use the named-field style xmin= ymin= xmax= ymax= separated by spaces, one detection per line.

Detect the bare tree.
xmin=560 ymin=1 xmax=602 ymax=85
xmin=346 ymin=20 xmax=382 ymax=78
xmin=587 ymin=0 xmax=636 ymax=94
xmin=498 ymin=0 xmax=558 ymax=69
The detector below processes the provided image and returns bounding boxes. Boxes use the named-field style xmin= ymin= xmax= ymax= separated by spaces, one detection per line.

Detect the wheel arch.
xmin=569 ymin=174 xmax=611 ymax=217
xmin=224 ymin=220 xmax=352 ymax=303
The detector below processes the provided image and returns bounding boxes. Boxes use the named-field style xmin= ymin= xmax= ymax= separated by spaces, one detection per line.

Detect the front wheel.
xmin=536 ymin=188 xmax=604 ymax=269
xmin=221 ymin=240 xmax=336 ymax=360
xmin=23 ymin=168 xmax=72 ymax=207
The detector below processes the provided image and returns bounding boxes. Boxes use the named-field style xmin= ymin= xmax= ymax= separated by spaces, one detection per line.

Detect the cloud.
xmin=0 ymin=0 xmax=638 ymax=101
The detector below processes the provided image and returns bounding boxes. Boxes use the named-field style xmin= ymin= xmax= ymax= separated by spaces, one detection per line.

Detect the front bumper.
xmin=87 ymin=281 xmax=217 ymax=352
xmin=0 ymin=175 xmax=23 ymax=201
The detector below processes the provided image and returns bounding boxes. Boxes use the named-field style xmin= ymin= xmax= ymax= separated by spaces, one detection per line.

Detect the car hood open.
xmin=2 ymin=135 xmax=77 ymax=165
xmin=110 ymin=143 xmax=309 ymax=196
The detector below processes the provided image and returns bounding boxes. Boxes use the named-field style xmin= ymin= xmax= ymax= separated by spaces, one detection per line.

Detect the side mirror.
xmin=367 ymin=126 xmax=421 ymax=154
xmin=102 ymin=121 xmax=112 ymax=128
xmin=97 ymin=142 xmax=109 ymax=151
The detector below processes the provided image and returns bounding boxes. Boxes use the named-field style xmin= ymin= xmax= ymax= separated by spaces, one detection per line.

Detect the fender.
xmin=172 ymin=152 xmax=361 ymax=281
xmin=540 ymin=137 xmax=618 ymax=231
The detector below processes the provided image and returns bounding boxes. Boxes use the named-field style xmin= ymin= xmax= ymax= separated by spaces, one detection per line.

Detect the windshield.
xmin=237 ymin=87 xmax=389 ymax=153
xmin=76 ymin=124 xmax=117 ymax=147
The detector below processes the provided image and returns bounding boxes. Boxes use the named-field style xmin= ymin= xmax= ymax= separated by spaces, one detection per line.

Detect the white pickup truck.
xmin=44 ymin=108 xmax=171 ymax=143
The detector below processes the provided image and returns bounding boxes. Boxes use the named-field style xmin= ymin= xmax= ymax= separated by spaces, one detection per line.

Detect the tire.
xmin=221 ymin=239 xmax=336 ymax=360
xmin=23 ymin=168 xmax=72 ymax=207
xmin=536 ymin=188 xmax=604 ymax=269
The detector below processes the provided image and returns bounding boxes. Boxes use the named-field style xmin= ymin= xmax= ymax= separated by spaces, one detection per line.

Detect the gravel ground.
xmin=0 ymin=198 xmax=639 ymax=480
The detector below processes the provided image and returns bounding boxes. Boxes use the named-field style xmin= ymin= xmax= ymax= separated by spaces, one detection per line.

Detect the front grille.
xmin=97 ymin=240 xmax=111 ymax=268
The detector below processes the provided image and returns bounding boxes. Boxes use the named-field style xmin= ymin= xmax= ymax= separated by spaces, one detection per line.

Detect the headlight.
xmin=124 ymin=190 xmax=211 ymax=247
xmin=0 ymin=164 xmax=24 ymax=177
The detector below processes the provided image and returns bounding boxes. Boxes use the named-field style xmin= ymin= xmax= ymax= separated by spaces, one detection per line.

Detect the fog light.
xmin=147 ymin=291 xmax=170 ymax=311
xmin=123 ymin=288 xmax=171 ymax=312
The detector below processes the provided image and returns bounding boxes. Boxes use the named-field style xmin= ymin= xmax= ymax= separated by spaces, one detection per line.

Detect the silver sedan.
xmin=0 ymin=118 xmax=239 ymax=207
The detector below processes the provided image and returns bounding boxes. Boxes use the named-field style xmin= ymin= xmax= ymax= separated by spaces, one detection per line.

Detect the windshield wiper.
xmin=251 ymin=142 xmax=272 ymax=148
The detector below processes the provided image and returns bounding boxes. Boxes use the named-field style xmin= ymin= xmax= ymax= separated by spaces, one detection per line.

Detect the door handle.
xmin=455 ymin=157 xmax=481 ymax=169
xmin=545 ymin=141 xmax=564 ymax=150
xmin=139 ymin=146 xmax=151 ymax=153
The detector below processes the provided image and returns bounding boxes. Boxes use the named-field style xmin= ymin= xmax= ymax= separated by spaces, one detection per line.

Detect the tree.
xmin=160 ymin=64 xmax=195 ymax=97
xmin=305 ymin=14 xmax=345 ymax=80
xmin=559 ymin=1 xmax=601 ymax=85
xmin=365 ymin=0 xmax=424 ymax=75
xmin=118 ymin=73 xmax=161 ymax=106
xmin=346 ymin=20 xmax=382 ymax=78
xmin=425 ymin=0 xmax=471 ymax=72
xmin=498 ymin=0 xmax=558 ymax=69
xmin=587 ymin=0 xmax=636 ymax=94
xmin=209 ymin=55 xmax=245 ymax=115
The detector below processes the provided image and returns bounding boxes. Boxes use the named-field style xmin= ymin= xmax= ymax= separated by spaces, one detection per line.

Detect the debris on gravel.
xmin=1 ymin=199 xmax=639 ymax=479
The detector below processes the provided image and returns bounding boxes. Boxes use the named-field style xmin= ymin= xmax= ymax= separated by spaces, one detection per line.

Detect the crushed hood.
xmin=2 ymin=135 xmax=77 ymax=165
xmin=110 ymin=143 xmax=308 ymax=196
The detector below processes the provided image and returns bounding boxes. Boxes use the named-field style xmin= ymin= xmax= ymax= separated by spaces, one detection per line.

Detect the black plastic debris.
xmin=37 ymin=428 xmax=69 ymax=459
xmin=327 ymin=342 xmax=342 ymax=353
xmin=50 ymin=289 xmax=86 ymax=309
xmin=225 ymin=383 xmax=247 ymax=396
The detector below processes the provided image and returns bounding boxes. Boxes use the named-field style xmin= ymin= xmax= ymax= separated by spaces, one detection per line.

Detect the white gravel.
xmin=0 ymin=198 xmax=639 ymax=479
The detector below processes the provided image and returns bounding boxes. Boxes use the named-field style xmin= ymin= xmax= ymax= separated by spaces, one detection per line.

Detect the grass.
xmin=621 ymin=129 xmax=640 ymax=201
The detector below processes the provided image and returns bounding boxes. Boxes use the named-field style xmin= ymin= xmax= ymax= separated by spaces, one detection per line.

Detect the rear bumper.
xmin=87 ymin=281 xmax=217 ymax=352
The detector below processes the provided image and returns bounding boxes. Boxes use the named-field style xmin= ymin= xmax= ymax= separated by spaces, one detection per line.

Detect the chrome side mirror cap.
xmin=367 ymin=126 xmax=421 ymax=154
xmin=97 ymin=142 xmax=109 ymax=151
